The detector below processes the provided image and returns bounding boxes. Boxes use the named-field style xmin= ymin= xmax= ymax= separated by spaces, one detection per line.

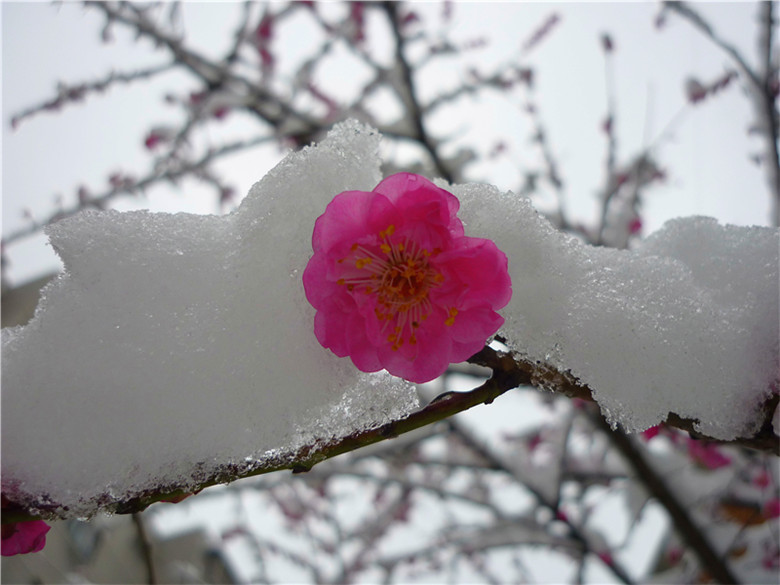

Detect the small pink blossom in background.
xmin=628 ymin=217 xmax=643 ymax=235
xmin=1 ymin=521 xmax=50 ymax=556
xmin=685 ymin=78 xmax=708 ymax=103
xmin=219 ymin=187 xmax=236 ymax=207
xmin=143 ymin=126 xmax=175 ymax=151
xmin=303 ymin=173 xmax=512 ymax=383
xmin=349 ymin=2 xmax=365 ymax=44
xmin=764 ymin=498 xmax=780 ymax=519
xmin=400 ymin=10 xmax=420 ymax=28
xmin=641 ymin=425 xmax=660 ymax=441
xmin=256 ymin=14 xmax=273 ymax=42
xmin=212 ymin=106 xmax=230 ymax=120
xmin=667 ymin=546 xmax=683 ymax=565
xmin=144 ymin=132 xmax=163 ymax=150
xmin=763 ymin=544 xmax=780 ymax=570
xmin=254 ymin=14 xmax=275 ymax=73
xmin=527 ymin=432 xmax=543 ymax=452
xmin=601 ymin=115 xmax=613 ymax=136
xmin=600 ymin=33 xmax=614 ymax=53
xmin=687 ymin=438 xmax=732 ymax=470
xmin=189 ymin=90 xmax=207 ymax=106
xmin=753 ymin=468 xmax=772 ymax=488
xmin=597 ymin=551 xmax=614 ymax=566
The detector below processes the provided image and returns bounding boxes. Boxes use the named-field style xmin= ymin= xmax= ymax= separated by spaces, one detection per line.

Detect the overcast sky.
xmin=2 ymin=2 xmax=773 ymax=285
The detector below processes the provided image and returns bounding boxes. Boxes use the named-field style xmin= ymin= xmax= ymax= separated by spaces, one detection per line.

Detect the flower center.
xmin=337 ymin=224 xmax=456 ymax=351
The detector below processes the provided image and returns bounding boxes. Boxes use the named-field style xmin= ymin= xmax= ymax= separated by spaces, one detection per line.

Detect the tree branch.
xmin=132 ymin=512 xmax=159 ymax=585
xmin=591 ymin=411 xmax=740 ymax=584
xmin=665 ymin=1 xmax=780 ymax=226
xmin=9 ymin=63 xmax=176 ymax=130
xmin=4 ymin=345 xmax=775 ymax=524
xmin=382 ymin=1 xmax=454 ymax=183
xmin=2 ymin=134 xmax=273 ymax=247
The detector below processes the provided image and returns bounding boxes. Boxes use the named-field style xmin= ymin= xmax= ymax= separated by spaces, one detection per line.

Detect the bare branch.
xmin=2 ymin=134 xmax=273 ymax=247
xmin=665 ymin=1 xmax=780 ymax=226
xmin=591 ymin=411 xmax=741 ymax=585
xmin=10 ymin=63 xmax=176 ymax=130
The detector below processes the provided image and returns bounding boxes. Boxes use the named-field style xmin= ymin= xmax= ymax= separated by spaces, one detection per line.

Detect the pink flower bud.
xmin=144 ymin=133 xmax=162 ymax=150
xmin=143 ymin=126 xmax=176 ymax=150
xmin=350 ymin=3 xmax=365 ymax=44
xmin=401 ymin=11 xmax=419 ymax=27
xmin=685 ymin=78 xmax=708 ymax=103
xmin=256 ymin=14 xmax=273 ymax=42
xmin=597 ymin=551 xmax=614 ymax=566
xmin=753 ymin=469 xmax=771 ymax=488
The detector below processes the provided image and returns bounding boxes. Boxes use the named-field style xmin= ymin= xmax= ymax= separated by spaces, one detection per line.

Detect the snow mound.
xmin=453 ymin=183 xmax=778 ymax=440
xmin=3 ymin=120 xmax=777 ymax=519
xmin=2 ymin=120 xmax=419 ymax=518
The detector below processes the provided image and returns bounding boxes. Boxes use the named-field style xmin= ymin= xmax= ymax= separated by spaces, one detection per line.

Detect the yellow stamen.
xmin=445 ymin=307 xmax=458 ymax=326
xmin=337 ymin=226 xmax=449 ymax=350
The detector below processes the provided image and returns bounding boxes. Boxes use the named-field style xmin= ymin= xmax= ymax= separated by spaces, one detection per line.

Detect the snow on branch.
xmin=2 ymin=121 xmax=778 ymax=524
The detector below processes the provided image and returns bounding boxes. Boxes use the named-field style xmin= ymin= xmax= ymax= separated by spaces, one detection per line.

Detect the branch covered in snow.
xmin=3 ymin=121 xmax=778 ymax=527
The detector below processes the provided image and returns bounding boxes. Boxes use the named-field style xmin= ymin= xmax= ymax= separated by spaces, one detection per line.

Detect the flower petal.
xmin=1 ymin=521 xmax=50 ymax=556
xmin=303 ymin=173 xmax=512 ymax=383
xmin=435 ymin=237 xmax=512 ymax=309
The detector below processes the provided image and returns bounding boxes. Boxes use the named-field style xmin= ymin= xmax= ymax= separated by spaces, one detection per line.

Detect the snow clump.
xmin=3 ymin=120 xmax=777 ymax=520
xmin=1 ymin=120 xmax=418 ymax=518
xmin=453 ymin=183 xmax=778 ymax=440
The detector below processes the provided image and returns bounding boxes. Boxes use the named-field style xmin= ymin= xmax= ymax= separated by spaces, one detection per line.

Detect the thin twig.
xmin=9 ymin=63 xmax=175 ymax=130
xmin=132 ymin=512 xmax=158 ymax=585
xmin=382 ymin=1 xmax=454 ymax=183
xmin=2 ymin=134 xmax=273 ymax=247
xmin=590 ymin=411 xmax=740 ymax=585
xmin=3 ymin=344 xmax=777 ymax=524
xmin=665 ymin=1 xmax=780 ymax=226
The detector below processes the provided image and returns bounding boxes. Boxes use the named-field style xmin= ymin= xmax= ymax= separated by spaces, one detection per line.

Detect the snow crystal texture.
xmin=2 ymin=121 xmax=418 ymax=518
xmin=453 ymin=183 xmax=778 ymax=440
xmin=3 ymin=120 xmax=778 ymax=519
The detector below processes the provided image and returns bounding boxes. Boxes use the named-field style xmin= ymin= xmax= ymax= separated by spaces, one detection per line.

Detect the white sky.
xmin=1 ymin=2 xmax=773 ymax=286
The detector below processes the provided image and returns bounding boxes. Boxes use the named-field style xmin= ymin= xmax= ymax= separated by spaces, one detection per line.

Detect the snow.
xmin=2 ymin=120 xmax=777 ymax=519
xmin=1 ymin=120 xmax=419 ymax=518
xmin=453 ymin=182 xmax=778 ymax=440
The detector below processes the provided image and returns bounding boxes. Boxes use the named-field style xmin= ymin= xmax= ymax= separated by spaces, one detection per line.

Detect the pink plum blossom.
xmin=303 ymin=173 xmax=511 ymax=383
xmin=143 ymin=126 xmax=175 ymax=150
xmin=764 ymin=498 xmax=780 ymax=519
xmin=597 ymin=551 xmax=614 ymax=566
xmin=640 ymin=425 xmax=660 ymax=441
xmin=687 ymin=438 xmax=732 ymax=470
xmin=1 ymin=520 xmax=50 ymax=556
